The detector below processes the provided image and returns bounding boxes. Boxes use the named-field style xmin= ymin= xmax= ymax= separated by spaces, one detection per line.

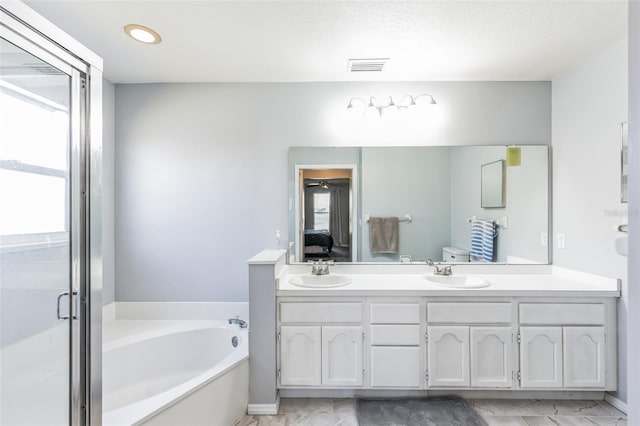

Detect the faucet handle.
xmin=426 ymin=259 xmax=435 ymax=266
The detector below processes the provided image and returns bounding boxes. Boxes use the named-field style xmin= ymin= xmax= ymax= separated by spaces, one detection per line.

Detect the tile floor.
xmin=235 ymin=398 xmax=627 ymax=426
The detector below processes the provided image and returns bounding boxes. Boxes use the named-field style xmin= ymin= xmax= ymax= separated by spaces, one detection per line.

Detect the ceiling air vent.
xmin=347 ymin=58 xmax=389 ymax=73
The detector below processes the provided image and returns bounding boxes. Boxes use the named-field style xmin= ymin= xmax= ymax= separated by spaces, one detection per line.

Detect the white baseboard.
xmin=604 ymin=393 xmax=628 ymax=414
xmin=248 ymin=393 xmax=280 ymax=415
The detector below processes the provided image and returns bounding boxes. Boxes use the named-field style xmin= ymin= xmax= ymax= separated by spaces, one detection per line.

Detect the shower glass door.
xmin=0 ymin=30 xmax=84 ymax=425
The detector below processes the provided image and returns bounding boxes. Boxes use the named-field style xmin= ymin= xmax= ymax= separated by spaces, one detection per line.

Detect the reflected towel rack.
xmin=366 ymin=214 xmax=412 ymax=223
xmin=467 ymin=216 xmax=508 ymax=229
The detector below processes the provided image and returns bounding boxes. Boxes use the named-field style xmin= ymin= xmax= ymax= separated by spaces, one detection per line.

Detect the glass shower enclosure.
xmin=0 ymin=4 xmax=103 ymax=425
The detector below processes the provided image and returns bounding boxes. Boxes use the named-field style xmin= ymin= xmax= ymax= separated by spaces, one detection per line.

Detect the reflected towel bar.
xmin=467 ymin=216 xmax=508 ymax=229
xmin=365 ymin=214 xmax=412 ymax=223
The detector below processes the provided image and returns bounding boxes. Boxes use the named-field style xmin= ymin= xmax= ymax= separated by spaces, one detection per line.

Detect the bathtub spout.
xmin=228 ymin=316 xmax=248 ymax=328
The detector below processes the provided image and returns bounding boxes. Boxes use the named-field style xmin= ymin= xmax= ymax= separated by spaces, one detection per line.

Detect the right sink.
xmin=425 ymin=275 xmax=491 ymax=289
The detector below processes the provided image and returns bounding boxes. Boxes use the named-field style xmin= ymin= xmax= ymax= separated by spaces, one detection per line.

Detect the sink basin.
xmin=288 ymin=274 xmax=352 ymax=288
xmin=425 ymin=275 xmax=490 ymax=289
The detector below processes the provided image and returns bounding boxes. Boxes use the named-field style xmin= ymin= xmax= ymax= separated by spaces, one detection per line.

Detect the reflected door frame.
xmin=294 ymin=164 xmax=358 ymax=262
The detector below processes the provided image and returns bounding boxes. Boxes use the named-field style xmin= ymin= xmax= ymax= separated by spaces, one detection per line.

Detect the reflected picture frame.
xmin=481 ymin=159 xmax=506 ymax=208
xmin=621 ymin=121 xmax=628 ymax=203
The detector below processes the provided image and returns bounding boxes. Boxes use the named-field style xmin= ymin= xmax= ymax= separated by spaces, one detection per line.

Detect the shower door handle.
xmin=57 ymin=291 xmax=70 ymax=320
xmin=57 ymin=290 xmax=80 ymax=320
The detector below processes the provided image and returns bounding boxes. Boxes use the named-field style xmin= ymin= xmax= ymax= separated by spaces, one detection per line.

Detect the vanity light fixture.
xmin=124 ymin=24 xmax=162 ymax=44
xmin=346 ymin=94 xmax=436 ymax=118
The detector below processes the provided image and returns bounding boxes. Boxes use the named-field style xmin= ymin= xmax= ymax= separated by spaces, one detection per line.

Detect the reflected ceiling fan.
xmin=306 ymin=180 xmax=329 ymax=189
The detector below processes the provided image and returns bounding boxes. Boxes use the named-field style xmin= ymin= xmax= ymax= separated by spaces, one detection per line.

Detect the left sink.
xmin=288 ymin=274 xmax=352 ymax=288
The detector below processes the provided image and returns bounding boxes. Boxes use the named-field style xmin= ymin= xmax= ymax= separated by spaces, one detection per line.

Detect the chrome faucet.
xmin=228 ymin=316 xmax=248 ymax=328
xmin=310 ymin=259 xmax=332 ymax=275
xmin=427 ymin=259 xmax=453 ymax=276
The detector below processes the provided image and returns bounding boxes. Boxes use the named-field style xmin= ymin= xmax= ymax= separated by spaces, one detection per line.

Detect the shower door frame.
xmin=0 ymin=4 xmax=103 ymax=426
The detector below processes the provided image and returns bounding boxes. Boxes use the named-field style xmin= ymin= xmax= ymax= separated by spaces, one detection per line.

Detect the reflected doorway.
xmin=295 ymin=166 xmax=357 ymax=262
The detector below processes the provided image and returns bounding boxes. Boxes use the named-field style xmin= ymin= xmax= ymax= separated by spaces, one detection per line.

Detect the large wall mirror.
xmin=289 ymin=145 xmax=550 ymax=264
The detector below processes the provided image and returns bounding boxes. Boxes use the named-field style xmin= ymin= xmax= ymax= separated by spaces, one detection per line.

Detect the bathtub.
xmin=103 ymin=320 xmax=248 ymax=426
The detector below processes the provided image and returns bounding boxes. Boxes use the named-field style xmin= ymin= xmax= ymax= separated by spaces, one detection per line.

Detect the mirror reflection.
xmin=289 ymin=145 xmax=549 ymax=264
xmin=481 ymin=160 xmax=506 ymax=208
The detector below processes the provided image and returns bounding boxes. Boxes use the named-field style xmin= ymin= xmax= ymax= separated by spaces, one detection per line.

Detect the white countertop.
xmin=276 ymin=266 xmax=620 ymax=297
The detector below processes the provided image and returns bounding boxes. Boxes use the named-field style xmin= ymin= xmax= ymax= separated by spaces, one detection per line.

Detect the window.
xmin=313 ymin=192 xmax=330 ymax=231
xmin=0 ymin=89 xmax=69 ymax=236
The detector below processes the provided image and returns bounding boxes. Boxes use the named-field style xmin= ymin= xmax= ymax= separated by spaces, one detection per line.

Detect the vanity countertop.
xmin=276 ymin=266 xmax=620 ymax=297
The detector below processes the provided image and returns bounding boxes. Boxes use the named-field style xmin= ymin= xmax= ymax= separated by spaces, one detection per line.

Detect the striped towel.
xmin=470 ymin=219 xmax=497 ymax=262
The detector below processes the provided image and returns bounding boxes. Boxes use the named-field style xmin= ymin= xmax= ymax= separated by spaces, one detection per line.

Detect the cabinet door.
xmin=370 ymin=346 xmax=421 ymax=388
xmin=280 ymin=326 xmax=321 ymax=386
xmin=563 ymin=327 xmax=606 ymax=388
xmin=520 ymin=327 xmax=562 ymax=388
xmin=322 ymin=326 xmax=363 ymax=387
xmin=471 ymin=327 xmax=513 ymax=388
xmin=427 ymin=326 xmax=470 ymax=387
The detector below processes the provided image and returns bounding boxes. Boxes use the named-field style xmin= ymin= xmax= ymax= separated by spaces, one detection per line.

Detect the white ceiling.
xmin=24 ymin=1 xmax=628 ymax=84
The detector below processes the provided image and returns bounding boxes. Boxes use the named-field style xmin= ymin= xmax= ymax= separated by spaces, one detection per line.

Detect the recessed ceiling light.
xmin=124 ymin=24 xmax=161 ymax=44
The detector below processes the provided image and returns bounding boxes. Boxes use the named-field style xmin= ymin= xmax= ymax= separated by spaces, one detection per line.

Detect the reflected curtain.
xmin=330 ymin=189 xmax=346 ymax=247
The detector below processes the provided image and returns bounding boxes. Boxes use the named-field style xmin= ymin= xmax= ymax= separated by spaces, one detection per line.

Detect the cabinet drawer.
xmin=427 ymin=303 xmax=511 ymax=324
xmin=370 ymin=325 xmax=421 ymax=345
xmin=280 ymin=303 xmax=363 ymax=323
xmin=370 ymin=303 xmax=421 ymax=324
xmin=519 ymin=304 xmax=604 ymax=325
xmin=370 ymin=347 xmax=421 ymax=388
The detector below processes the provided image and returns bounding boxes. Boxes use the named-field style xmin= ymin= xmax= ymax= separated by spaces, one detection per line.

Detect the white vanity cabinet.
xmin=518 ymin=303 xmax=608 ymax=389
xmin=519 ymin=326 xmax=563 ymax=388
xmin=470 ymin=327 xmax=513 ymax=388
xmin=280 ymin=326 xmax=321 ymax=386
xmin=322 ymin=326 xmax=364 ymax=387
xmin=275 ymin=291 xmax=617 ymax=394
xmin=427 ymin=326 xmax=470 ymax=387
xmin=426 ymin=302 xmax=514 ymax=389
xmin=563 ymin=326 xmax=606 ymax=388
xmin=278 ymin=301 xmax=364 ymax=388
xmin=369 ymin=302 xmax=422 ymax=388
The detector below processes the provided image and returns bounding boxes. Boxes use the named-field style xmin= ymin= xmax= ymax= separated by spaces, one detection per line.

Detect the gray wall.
xmin=552 ymin=38 xmax=628 ymax=402
xmin=450 ymin=145 xmax=549 ymax=263
xmin=361 ymin=147 xmax=451 ymax=262
xmin=114 ymin=81 xmax=550 ymax=301
xmin=102 ymin=78 xmax=115 ymax=305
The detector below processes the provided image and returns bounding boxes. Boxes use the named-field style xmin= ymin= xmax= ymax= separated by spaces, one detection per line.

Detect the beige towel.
xmin=369 ymin=217 xmax=399 ymax=253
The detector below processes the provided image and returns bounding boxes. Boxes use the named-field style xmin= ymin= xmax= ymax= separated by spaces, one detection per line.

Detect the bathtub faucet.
xmin=228 ymin=316 xmax=248 ymax=328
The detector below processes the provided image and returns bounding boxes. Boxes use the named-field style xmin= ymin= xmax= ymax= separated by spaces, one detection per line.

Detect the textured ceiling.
xmin=24 ymin=0 xmax=628 ymax=83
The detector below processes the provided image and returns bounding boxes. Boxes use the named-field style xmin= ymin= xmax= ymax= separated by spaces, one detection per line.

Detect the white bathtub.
xmin=103 ymin=320 xmax=248 ymax=426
